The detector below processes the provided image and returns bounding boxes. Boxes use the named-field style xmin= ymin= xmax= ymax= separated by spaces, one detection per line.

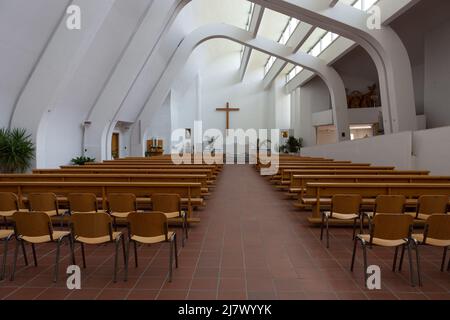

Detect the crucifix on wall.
xmin=216 ymin=102 xmax=240 ymax=133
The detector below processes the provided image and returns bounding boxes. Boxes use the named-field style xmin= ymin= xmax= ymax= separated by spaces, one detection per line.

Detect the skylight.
xmin=286 ymin=0 xmax=379 ymax=83
xmin=264 ymin=17 xmax=300 ymax=75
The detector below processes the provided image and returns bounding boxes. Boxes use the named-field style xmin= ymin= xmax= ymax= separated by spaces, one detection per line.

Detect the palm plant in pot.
xmin=0 ymin=128 xmax=35 ymax=173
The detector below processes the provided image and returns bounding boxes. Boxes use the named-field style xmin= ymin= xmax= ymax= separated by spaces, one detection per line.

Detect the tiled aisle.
xmin=0 ymin=165 xmax=449 ymax=300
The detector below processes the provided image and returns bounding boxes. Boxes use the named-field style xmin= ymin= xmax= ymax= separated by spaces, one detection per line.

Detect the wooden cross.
xmin=216 ymin=102 xmax=240 ymax=131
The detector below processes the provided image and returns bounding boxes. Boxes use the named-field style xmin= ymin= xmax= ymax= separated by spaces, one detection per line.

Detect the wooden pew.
xmin=289 ymin=173 xmax=436 ymax=194
xmin=33 ymin=168 xmax=216 ymax=184
xmin=273 ymin=165 xmax=395 ymax=184
xmin=0 ymin=181 xmax=202 ymax=221
xmin=0 ymin=173 xmax=210 ymax=196
xmin=304 ymin=182 xmax=450 ymax=223
xmin=60 ymin=164 xmax=221 ymax=175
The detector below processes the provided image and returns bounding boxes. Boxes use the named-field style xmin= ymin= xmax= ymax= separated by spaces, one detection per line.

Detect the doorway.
xmin=111 ymin=132 xmax=119 ymax=159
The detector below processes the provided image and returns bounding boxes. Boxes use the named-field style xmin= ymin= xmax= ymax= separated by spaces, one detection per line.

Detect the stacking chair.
xmin=361 ymin=195 xmax=406 ymax=229
xmin=10 ymin=211 xmax=73 ymax=282
xmin=0 ymin=192 xmax=20 ymax=227
xmin=28 ymin=193 xmax=65 ymax=227
xmin=320 ymin=194 xmax=362 ymax=248
xmin=152 ymin=193 xmax=187 ymax=246
xmin=125 ymin=211 xmax=178 ymax=282
xmin=0 ymin=229 xmax=14 ymax=280
xmin=108 ymin=193 xmax=137 ymax=230
xmin=70 ymin=212 xmax=126 ymax=282
xmin=67 ymin=193 xmax=99 ymax=214
xmin=351 ymin=214 xmax=417 ymax=287
xmin=406 ymin=215 xmax=450 ymax=285
xmin=408 ymin=195 xmax=448 ymax=221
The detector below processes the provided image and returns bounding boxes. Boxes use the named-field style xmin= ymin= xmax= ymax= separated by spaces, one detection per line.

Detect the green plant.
xmin=71 ymin=156 xmax=96 ymax=166
xmin=0 ymin=128 xmax=35 ymax=173
xmin=279 ymin=136 xmax=303 ymax=154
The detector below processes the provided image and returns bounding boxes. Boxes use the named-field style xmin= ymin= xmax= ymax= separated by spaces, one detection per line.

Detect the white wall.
xmin=145 ymin=94 xmax=172 ymax=154
xmin=412 ymin=126 xmax=450 ymax=175
xmin=197 ymin=49 xmax=269 ymax=133
xmin=298 ymin=77 xmax=332 ymax=146
xmin=424 ymin=19 xmax=450 ymax=129
xmin=302 ymin=125 xmax=450 ymax=175
xmin=302 ymin=131 xmax=413 ymax=169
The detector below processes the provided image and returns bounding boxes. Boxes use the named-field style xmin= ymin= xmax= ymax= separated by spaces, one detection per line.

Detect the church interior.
xmin=0 ymin=0 xmax=449 ymax=302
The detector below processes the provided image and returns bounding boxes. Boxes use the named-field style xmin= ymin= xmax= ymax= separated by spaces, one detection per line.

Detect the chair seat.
xmin=131 ymin=231 xmax=175 ymax=244
xmin=0 ymin=210 xmax=16 ymax=217
xmin=324 ymin=211 xmax=359 ymax=220
xmin=358 ymin=234 xmax=407 ymax=247
xmin=413 ymin=234 xmax=450 ymax=247
xmin=21 ymin=231 xmax=70 ymax=244
xmin=165 ymin=211 xmax=185 ymax=219
xmin=111 ymin=211 xmax=132 ymax=218
xmin=406 ymin=212 xmax=431 ymax=220
xmin=44 ymin=210 xmax=59 ymax=217
xmin=75 ymin=232 xmax=121 ymax=245
xmin=0 ymin=229 xmax=14 ymax=240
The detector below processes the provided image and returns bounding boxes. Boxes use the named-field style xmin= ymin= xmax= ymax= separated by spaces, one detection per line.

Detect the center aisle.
xmin=167 ymin=165 xmax=368 ymax=299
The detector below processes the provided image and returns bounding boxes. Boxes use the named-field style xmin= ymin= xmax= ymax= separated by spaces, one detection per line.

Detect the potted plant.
xmin=279 ymin=136 xmax=303 ymax=154
xmin=71 ymin=156 xmax=96 ymax=166
xmin=0 ymin=128 xmax=35 ymax=173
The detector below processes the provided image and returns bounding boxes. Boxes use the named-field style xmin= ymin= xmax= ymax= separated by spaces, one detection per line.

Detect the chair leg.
xmin=113 ymin=238 xmax=120 ymax=283
xmin=350 ymin=238 xmax=358 ymax=272
xmin=168 ymin=239 xmax=173 ymax=283
xmin=125 ymin=239 xmax=131 ymax=281
xmin=362 ymin=241 xmax=368 ymax=287
xmin=406 ymin=242 xmax=415 ymax=287
xmin=325 ymin=215 xmax=330 ymax=249
xmin=181 ymin=217 xmax=186 ymax=248
xmin=53 ymin=239 xmax=62 ymax=283
xmin=440 ymin=247 xmax=448 ymax=272
xmin=414 ymin=243 xmax=422 ymax=286
xmin=113 ymin=217 xmax=118 ymax=232
xmin=133 ymin=241 xmax=138 ymax=268
xmin=31 ymin=244 xmax=38 ymax=267
xmin=121 ymin=236 xmax=126 ymax=267
xmin=21 ymin=241 xmax=28 ymax=266
xmin=399 ymin=244 xmax=406 ymax=272
xmin=81 ymin=243 xmax=86 ymax=268
xmin=69 ymin=235 xmax=76 ymax=265
xmin=1 ymin=237 xmax=11 ymax=280
xmin=174 ymin=233 xmax=178 ymax=269
xmin=352 ymin=218 xmax=357 ymax=240
xmin=10 ymin=239 xmax=20 ymax=281
xmin=393 ymin=247 xmax=399 ymax=272
xmin=320 ymin=213 xmax=325 ymax=241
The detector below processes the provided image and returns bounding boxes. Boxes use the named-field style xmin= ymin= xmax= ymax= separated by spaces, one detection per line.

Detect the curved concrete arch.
xmin=132 ymin=23 xmax=349 ymax=156
xmin=247 ymin=0 xmax=417 ymax=134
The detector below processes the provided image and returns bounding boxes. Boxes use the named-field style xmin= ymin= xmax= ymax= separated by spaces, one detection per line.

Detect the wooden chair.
xmin=70 ymin=212 xmax=126 ymax=282
xmin=152 ymin=193 xmax=186 ymax=246
xmin=68 ymin=193 xmax=99 ymax=214
xmin=28 ymin=193 xmax=65 ymax=227
xmin=351 ymin=214 xmax=417 ymax=287
xmin=407 ymin=215 xmax=450 ymax=285
xmin=10 ymin=211 xmax=73 ymax=282
xmin=125 ymin=211 xmax=178 ymax=282
xmin=0 ymin=229 xmax=14 ymax=280
xmin=409 ymin=195 xmax=448 ymax=221
xmin=320 ymin=194 xmax=362 ymax=248
xmin=108 ymin=193 xmax=137 ymax=231
xmin=362 ymin=195 xmax=406 ymax=229
xmin=0 ymin=192 xmax=19 ymax=227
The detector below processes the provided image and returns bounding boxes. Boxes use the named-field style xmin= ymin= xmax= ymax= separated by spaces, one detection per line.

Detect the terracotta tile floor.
xmin=0 ymin=165 xmax=449 ymax=300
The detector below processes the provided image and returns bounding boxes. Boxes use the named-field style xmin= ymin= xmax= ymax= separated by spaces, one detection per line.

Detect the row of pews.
xmin=0 ymin=155 xmax=223 ymax=223
xmin=257 ymin=155 xmax=450 ymax=225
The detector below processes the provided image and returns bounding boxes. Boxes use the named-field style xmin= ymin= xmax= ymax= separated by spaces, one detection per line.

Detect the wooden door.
xmin=112 ymin=133 xmax=119 ymax=159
